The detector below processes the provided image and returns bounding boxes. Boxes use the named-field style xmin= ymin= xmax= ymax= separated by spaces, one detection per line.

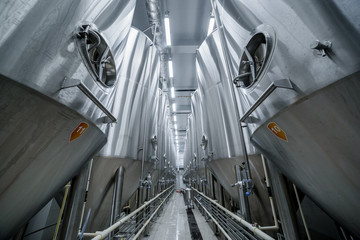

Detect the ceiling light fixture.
xmin=174 ymin=124 xmax=177 ymax=130
xmin=171 ymin=87 xmax=175 ymax=98
xmin=164 ymin=17 xmax=172 ymax=46
xmin=173 ymin=114 xmax=177 ymax=121
xmin=168 ymin=60 xmax=174 ymax=78
xmin=172 ymin=103 xmax=176 ymax=112
xmin=207 ymin=17 xmax=215 ymax=36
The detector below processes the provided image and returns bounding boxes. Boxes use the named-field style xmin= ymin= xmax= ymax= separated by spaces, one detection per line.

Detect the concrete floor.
xmin=143 ymin=192 xmax=218 ymax=240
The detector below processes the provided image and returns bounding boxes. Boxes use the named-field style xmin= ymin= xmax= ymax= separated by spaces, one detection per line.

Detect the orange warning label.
xmin=267 ymin=122 xmax=287 ymax=142
xmin=70 ymin=122 xmax=89 ymax=142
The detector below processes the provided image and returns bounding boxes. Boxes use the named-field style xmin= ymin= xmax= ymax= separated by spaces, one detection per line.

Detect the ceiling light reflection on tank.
xmin=207 ymin=17 xmax=215 ymax=36
xmin=164 ymin=17 xmax=171 ymax=46
xmin=168 ymin=61 xmax=174 ymax=78
xmin=173 ymin=114 xmax=177 ymax=121
xmin=172 ymin=103 xmax=176 ymax=112
xmin=171 ymin=87 xmax=175 ymax=98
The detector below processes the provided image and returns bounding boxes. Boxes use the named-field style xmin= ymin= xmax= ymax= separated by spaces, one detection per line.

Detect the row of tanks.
xmin=0 ymin=0 xmax=176 ymax=238
xmin=184 ymin=0 xmax=360 ymax=238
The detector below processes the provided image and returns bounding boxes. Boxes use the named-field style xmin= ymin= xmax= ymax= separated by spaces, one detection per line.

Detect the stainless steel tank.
xmin=157 ymin=91 xmax=177 ymax=189
xmin=0 ymin=0 xmax=136 ymax=238
xmin=83 ymin=27 xmax=160 ymax=232
xmin=195 ymin=29 xmax=273 ymax=225
xmin=190 ymin=91 xmax=207 ymax=188
xmin=215 ymin=0 xmax=360 ymax=235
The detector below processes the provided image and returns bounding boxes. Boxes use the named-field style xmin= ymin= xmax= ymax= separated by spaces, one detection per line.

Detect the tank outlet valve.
xmin=231 ymin=181 xmax=243 ymax=187
xmin=310 ymin=40 xmax=332 ymax=57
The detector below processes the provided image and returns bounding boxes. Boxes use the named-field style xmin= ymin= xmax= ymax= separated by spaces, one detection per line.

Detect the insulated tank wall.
xmin=215 ymin=0 xmax=360 ymax=235
xmin=84 ymin=28 xmax=160 ymax=232
xmin=0 ymin=1 xmax=136 ymax=238
xmin=196 ymin=29 xmax=273 ymax=225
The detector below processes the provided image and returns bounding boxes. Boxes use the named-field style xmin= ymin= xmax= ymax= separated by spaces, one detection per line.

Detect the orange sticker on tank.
xmin=267 ymin=122 xmax=287 ymax=142
xmin=70 ymin=122 xmax=89 ymax=142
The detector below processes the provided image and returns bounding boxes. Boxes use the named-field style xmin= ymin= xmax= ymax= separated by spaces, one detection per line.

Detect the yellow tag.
xmin=70 ymin=122 xmax=88 ymax=142
xmin=267 ymin=122 xmax=287 ymax=142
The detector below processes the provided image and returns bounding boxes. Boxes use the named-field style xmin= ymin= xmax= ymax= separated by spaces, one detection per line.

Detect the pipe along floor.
xmin=142 ymin=192 xmax=218 ymax=240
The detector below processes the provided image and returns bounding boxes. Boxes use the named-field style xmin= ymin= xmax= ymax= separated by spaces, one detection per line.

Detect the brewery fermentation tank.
xmin=0 ymin=0 xmax=136 ymax=238
xmin=194 ymin=29 xmax=274 ymax=226
xmin=215 ymin=0 xmax=360 ymax=236
xmin=83 ymin=27 xmax=161 ymax=232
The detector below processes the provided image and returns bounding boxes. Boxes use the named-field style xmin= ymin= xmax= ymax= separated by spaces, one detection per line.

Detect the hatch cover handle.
xmin=61 ymin=78 xmax=117 ymax=123
xmin=240 ymin=79 xmax=293 ymax=122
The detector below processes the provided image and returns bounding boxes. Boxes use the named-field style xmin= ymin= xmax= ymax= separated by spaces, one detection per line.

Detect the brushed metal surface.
xmin=0 ymin=0 xmax=136 ymax=124
xmin=216 ymin=0 xmax=360 ymax=128
xmin=216 ymin=0 xmax=360 ymax=235
xmin=251 ymin=73 xmax=360 ymax=236
xmin=84 ymin=28 xmax=164 ymax=232
xmin=192 ymin=30 xmax=272 ymax=225
xmin=0 ymin=77 xmax=106 ymax=239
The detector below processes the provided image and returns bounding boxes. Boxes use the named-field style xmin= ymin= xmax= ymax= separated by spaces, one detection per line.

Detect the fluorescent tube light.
xmin=172 ymin=103 xmax=176 ymax=112
xmin=207 ymin=17 xmax=215 ymax=36
xmin=173 ymin=114 xmax=177 ymax=121
xmin=171 ymin=87 xmax=175 ymax=98
xmin=164 ymin=17 xmax=171 ymax=45
xmin=168 ymin=61 xmax=174 ymax=78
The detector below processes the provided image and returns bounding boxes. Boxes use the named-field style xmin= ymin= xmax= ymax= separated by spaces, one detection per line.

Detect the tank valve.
xmin=232 ymin=179 xmax=254 ymax=196
xmin=310 ymin=40 xmax=332 ymax=57
xmin=231 ymin=181 xmax=243 ymax=187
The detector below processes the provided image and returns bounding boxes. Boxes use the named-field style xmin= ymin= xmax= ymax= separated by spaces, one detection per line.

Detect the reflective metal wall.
xmin=215 ymin=0 xmax=360 ymax=235
xmin=194 ymin=29 xmax=273 ymax=226
xmin=0 ymin=0 xmax=136 ymax=238
xmin=84 ymin=28 xmax=160 ymax=232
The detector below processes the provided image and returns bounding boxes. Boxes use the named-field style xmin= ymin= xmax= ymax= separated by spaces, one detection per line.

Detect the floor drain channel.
xmin=183 ymin=195 xmax=203 ymax=240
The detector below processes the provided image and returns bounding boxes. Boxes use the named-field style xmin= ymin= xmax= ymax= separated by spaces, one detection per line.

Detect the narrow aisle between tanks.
xmin=143 ymin=192 xmax=218 ymax=240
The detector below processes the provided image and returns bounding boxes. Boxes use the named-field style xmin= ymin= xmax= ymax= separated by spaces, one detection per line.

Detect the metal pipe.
xmin=114 ymin=166 xmax=125 ymax=222
xmin=293 ymin=184 xmax=311 ymax=240
xmin=210 ymin=0 xmax=252 ymax=215
xmin=240 ymin=79 xmax=293 ymax=122
xmin=78 ymin=159 xmax=93 ymax=233
xmin=60 ymin=161 xmax=92 ymax=240
xmin=235 ymin=164 xmax=251 ymax=221
xmin=52 ymin=181 xmax=71 ymax=240
xmin=194 ymin=197 xmax=232 ymax=240
xmin=192 ymin=188 xmax=275 ymax=240
xmin=259 ymin=155 xmax=279 ymax=231
xmin=267 ymin=161 xmax=300 ymax=239
xmin=61 ymin=79 xmax=117 ymax=122
xmin=85 ymin=185 xmax=174 ymax=240
xmin=109 ymin=166 xmax=125 ymax=239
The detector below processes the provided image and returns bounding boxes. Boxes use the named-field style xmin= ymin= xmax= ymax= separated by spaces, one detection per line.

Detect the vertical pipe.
xmin=210 ymin=0 xmax=252 ymax=182
xmin=235 ymin=165 xmax=251 ymax=221
xmin=267 ymin=161 xmax=300 ymax=240
xmin=53 ymin=182 xmax=71 ymax=240
xmin=60 ymin=161 xmax=92 ymax=240
xmin=114 ymin=167 xmax=125 ymax=221
xmin=293 ymin=184 xmax=311 ymax=240
xmin=217 ymin=181 xmax=224 ymax=206
xmin=110 ymin=166 xmax=125 ymax=240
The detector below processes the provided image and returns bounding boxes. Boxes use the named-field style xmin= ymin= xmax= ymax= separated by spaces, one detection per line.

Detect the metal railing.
xmin=82 ymin=185 xmax=174 ymax=240
xmin=192 ymin=188 xmax=275 ymax=240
